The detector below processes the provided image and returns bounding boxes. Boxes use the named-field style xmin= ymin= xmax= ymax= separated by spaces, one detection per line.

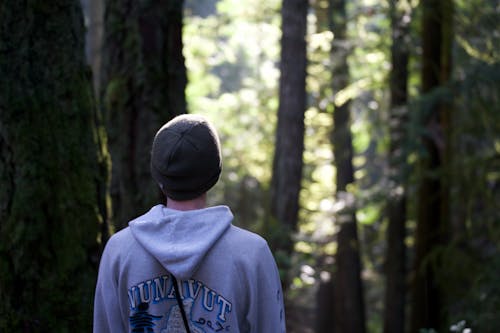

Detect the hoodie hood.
xmin=129 ymin=204 xmax=232 ymax=279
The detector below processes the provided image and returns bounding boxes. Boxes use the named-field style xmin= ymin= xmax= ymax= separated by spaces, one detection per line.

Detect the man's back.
xmin=94 ymin=204 xmax=285 ymax=333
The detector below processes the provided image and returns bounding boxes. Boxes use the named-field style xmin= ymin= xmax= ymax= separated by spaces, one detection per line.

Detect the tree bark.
xmin=0 ymin=0 xmax=106 ymax=330
xmin=316 ymin=0 xmax=366 ymax=332
xmin=383 ymin=1 xmax=410 ymax=333
xmin=315 ymin=258 xmax=335 ymax=332
xmin=269 ymin=0 xmax=308 ymax=259
xmin=101 ymin=0 xmax=187 ymax=230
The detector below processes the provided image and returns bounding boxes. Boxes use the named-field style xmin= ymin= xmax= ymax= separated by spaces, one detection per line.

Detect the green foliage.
xmin=406 ymin=1 xmax=500 ymax=328
xmin=184 ymin=0 xmax=281 ymax=229
xmin=455 ymin=0 xmax=500 ymax=65
xmin=183 ymin=1 xmax=500 ymax=331
xmin=262 ymin=216 xmax=294 ymax=280
xmin=441 ymin=61 xmax=500 ymax=332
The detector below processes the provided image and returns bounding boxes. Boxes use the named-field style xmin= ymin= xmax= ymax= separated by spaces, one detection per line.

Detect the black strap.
xmin=171 ymin=274 xmax=191 ymax=333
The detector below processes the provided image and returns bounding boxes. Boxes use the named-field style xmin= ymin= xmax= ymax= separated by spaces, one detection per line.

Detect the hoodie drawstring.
xmin=171 ymin=274 xmax=192 ymax=333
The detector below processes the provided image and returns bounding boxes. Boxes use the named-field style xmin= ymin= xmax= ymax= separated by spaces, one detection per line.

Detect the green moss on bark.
xmin=0 ymin=1 xmax=106 ymax=330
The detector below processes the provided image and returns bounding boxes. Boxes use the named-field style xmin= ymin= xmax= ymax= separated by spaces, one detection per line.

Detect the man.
xmin=93 ymin=114 xmax=286 ymax=333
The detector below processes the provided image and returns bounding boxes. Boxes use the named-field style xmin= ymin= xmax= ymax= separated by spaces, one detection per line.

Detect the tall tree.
xmin=383 ymin=1 xmax=411 ymax=332
xmin=410 ymin=0 xmax=453 ymax=331
xmin=101 ymin=0 xmax=187 ymax=229
xmin=269 ymin=0 xmax=308 ymax=262
xmin=317 ymin=0 xmax=366 ymax=332
xmin=0 ymin=0 xmax=106 ymax=330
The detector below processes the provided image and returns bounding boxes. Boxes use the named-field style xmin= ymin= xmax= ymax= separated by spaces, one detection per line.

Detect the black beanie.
xmin=150 ymin=114 xmax=222 ymax=201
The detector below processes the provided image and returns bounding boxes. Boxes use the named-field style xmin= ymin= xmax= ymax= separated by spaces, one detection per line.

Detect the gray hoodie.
xmin=93 ymin=204 xmax=286 ymax=333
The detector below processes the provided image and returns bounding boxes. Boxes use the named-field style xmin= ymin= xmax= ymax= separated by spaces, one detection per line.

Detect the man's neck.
xmin=166 ymin=194 xmax=207 ymax=211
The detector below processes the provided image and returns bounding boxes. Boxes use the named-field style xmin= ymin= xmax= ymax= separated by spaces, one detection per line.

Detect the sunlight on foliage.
xmin=455 ymin=0 xmax=500 ymax=64
xmin=356 ymin=204 xmax=380 ymax=225
xmin=183 ymin=0 xmax=499 ymax=331
xmin=299 ymin=107 xmax=336 ymax=245
xmin=184 ymin=0 xmax=281 ymax=201
xmin=351 ymin=119 xmax=371 ymax=153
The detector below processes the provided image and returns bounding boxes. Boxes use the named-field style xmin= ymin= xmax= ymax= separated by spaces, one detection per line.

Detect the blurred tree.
xmin=269 ymin=0 xmax=308 ymax=272
xmin=383 ymin=1 xmax=411 ymax=332
xmin=410 ymin=0 xmax=453 ymax=332
xmin=0 ymin=0 xmax=108 ymax=330
xmin=316 ymin=0 xmax=367 ymax=332
xmin=101 ymin=0 xmax=186 ymax=230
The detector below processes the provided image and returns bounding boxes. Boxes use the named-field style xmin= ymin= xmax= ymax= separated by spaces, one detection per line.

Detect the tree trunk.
xmin=269 ymin=0 xmax=308 ymax=261
xmin=101 ymin=0 xmax=187 ymax=230
xmin=383 ymin=1 xmax=410 ymax=333
xmin=80 ymin=0 xmax=105 ymax=93
xmin=0 ymin=1 xmax=106 ymax=330
xmin=410 ymin=0 xmax=453 ymax=332
xmin=317 ymin=0 xmax=366 ymax=332
xmin=315 ymin=256 xmax=335 ymax=332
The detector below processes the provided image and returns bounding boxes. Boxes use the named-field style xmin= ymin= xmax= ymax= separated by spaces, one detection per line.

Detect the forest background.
xmin=0 ymin=0 xmax=499 ymax=332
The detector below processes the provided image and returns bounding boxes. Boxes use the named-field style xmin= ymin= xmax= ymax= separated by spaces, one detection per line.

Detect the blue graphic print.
xmin=130 ymin=302 xmax=162 ymax=332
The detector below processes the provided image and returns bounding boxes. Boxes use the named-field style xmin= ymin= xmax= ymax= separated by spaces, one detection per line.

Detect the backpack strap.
xmin=171 ymin=274 xmax=192 ymax=333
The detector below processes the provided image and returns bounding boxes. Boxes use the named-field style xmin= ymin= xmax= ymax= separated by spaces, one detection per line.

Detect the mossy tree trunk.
xmin=101 ymin=0 xmax=187 ymax=230
xmin=0 ymin=0 xmax=108 ymax=330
